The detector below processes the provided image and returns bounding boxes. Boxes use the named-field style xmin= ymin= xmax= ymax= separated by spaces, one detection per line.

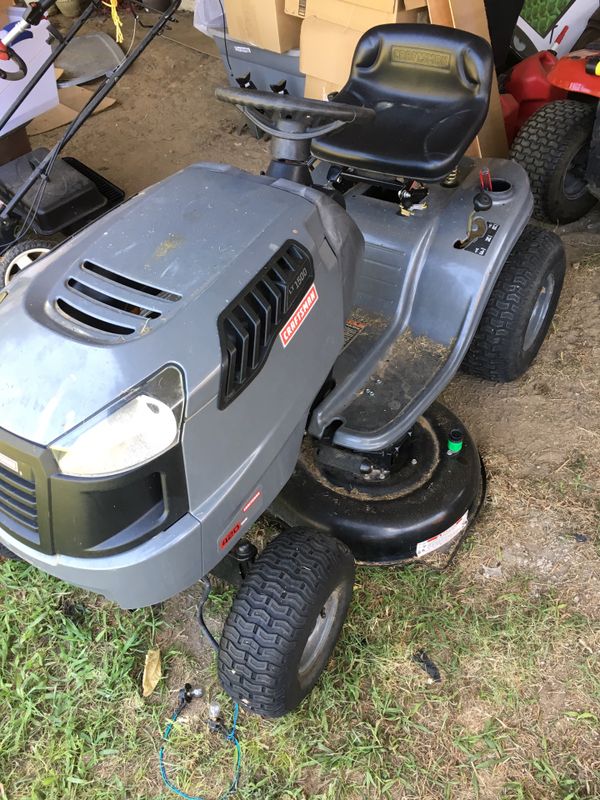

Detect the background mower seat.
xmin=311 ymin=24 xmax=494 ymax=182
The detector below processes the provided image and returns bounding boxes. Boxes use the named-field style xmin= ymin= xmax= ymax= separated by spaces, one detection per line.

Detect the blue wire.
xmin=159 ymin=703 xmax=241 ymax=800
xmin=227 ymin=704 xmax=239 ymax=740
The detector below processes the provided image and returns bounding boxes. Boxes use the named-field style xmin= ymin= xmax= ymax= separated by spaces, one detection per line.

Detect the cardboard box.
xmin=285 ymin=0 xmax=307 ymax=18
xmin=27 ymin=85 xmax=116 ymax=137
xmin=300 ymin=10 xmax=421 ymax=87
xmin=425 ymin=0 xmax=451 ymax=26
xmin=426 ymin=0 xmax=507 ymax=158
xmin=304 ymin=74 xmax=343 ymax=100
xmin=223 ymin=0 xmax=301 ymax=53
xmin=349 ymin=0 xmax=398 ymax=10
xmin=304 ymin=0 xmax=420 ymax=27
xmin=300 ymin=17 xmax=363 ymax=86
xmin=0 ymin=0 xmax=8 ymax=30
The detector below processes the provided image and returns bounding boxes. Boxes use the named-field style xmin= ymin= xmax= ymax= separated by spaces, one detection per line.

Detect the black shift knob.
xmin=474 ymin=191 xmax=492 ymax=212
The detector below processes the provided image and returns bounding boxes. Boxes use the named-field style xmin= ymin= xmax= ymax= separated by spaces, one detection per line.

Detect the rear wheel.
xmin=463 ymin=225 xmax=565 ymax=382
xmin=0 ymin=236 xmax=60 ymax=287
xmin=511 ymin=100 xmax=596 ymax=223
xmin=218 ymin=527 xmax=355 ymax=718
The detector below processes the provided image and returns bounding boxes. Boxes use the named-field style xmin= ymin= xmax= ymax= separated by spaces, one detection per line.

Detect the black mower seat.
xmin=311 ymin=24 xmax=494 ymax=182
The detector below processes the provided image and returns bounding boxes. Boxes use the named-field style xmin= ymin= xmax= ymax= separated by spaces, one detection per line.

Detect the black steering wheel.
xmin=215 ymin=87 xmax=375 ymax=140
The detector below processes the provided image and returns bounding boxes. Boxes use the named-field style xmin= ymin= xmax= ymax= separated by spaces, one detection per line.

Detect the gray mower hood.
xmin=0 ymin=163 xmax=329 ymax=445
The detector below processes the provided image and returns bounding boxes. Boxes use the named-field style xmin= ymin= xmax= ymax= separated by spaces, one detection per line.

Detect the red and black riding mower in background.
xmin=476 ymin=0 xmax=600 ymax=225
xmin=507 ymin=47 xmax=600 ymax=224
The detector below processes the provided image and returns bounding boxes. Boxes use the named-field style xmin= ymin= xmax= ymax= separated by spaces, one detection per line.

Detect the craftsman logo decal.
xmin=416 ymin=511 xmax=469 ymax=558
xmin=391 ymin=46 xmax=451 ymax=70
xmin=0 ymin=452 xmax=19 ymax=474
xmin=279 ymin=284 xmax=318 ymax=348
xmin=466 ymin=222 xmax=500 ymax=257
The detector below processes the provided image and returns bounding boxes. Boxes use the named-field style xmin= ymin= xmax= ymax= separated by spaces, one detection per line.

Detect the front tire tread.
xmin=218 ymin=528 xmax=354 ymax=718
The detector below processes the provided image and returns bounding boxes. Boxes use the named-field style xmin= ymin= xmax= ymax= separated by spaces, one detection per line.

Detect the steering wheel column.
xmin=267 ymin=118 xmax=313 ymax=185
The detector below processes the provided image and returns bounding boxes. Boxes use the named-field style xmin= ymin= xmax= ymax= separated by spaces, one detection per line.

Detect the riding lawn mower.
xmin=0 ymin=23 xmax=566 ymax=717
xmin=510 ymin=47 xmax=600 ymax=223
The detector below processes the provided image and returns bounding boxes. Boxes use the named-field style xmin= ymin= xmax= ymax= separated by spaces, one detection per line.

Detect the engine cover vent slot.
xmin=51 ymin=260 xmax=184 ymax=339
xmin=81 ymin=262 xmax=181 ymax=302
xmin=218 ymin=240 xmax=315 ymax=408
xmin=55 ymin=298 xmax=136 ymax=336
xmin=67 ymin=278 xmax=161 ymax=320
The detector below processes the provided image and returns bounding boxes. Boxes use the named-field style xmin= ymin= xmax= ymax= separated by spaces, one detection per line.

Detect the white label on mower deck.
xmin=234 ymin=46 xmax=252 ymax=54
xmin=416 ymin=511 xmax=469 ymax=558
xmin=0 ymin=452 xmax=19 ymax=474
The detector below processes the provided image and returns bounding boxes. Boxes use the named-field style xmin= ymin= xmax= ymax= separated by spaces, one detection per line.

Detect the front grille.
xmin=0 ymin=464 xmax=38 ymax=534
xmin=218 ymin=240 xmax=315 ymax=408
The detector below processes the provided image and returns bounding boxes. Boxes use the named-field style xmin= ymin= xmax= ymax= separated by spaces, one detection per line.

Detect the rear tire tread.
xmin=462 ymin=225 xmax=565 ymax=382
xmin=511 ymin=99 xmax=596 ymax=223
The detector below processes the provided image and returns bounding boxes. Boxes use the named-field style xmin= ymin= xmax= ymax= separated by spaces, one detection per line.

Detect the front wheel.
xmin=462 ymin=225 xmax=565 ymax=382
xmin=218 ymin=528 xmax=355 ymax=718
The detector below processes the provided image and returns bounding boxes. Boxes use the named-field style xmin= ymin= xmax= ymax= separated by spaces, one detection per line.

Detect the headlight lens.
xmin=51 ymin=366 xmax=185 ymax=478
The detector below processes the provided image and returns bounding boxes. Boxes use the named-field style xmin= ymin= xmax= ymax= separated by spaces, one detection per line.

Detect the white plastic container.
xmin=193 ymin=0 xmax=224 ymax=35
xmin=0 ymin=7 xmax=59 ymax=136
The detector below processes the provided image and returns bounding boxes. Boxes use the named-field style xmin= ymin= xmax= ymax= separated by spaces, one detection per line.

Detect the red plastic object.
xmin=503 ymin=51 xmax=569 ymax=143
xmin=500 ymin=93 xmax=520 ymax=144
xmin=548 ymin=50 xmax=600 ymax=98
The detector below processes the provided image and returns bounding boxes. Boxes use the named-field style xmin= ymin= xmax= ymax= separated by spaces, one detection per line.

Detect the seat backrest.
xmin=312 ymin=25 xmax=494 ymax=182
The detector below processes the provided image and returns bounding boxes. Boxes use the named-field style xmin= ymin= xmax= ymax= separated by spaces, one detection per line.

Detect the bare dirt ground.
xmin=443 ymin=237 xmax=600 ymax=609
xmin=33 ymin=12 xmax=272 ymax=194
xmin=23 ymin=11 xmax=600 ymax=799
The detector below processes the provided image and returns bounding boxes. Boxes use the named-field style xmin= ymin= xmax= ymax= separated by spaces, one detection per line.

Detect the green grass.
xmin=1 ymin=555 xmax=598 ymax=800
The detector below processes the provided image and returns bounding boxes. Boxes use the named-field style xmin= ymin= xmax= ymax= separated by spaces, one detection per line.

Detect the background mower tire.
xmin=511 ymin=100 xmax=596 ymax=224
xmin=0 ymin=236 xmax=60 ymax=287
xmin=462 ymin=225 xmax=565 ymax=382
xmin=218 ymin=528 xmax=354 ymax=718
